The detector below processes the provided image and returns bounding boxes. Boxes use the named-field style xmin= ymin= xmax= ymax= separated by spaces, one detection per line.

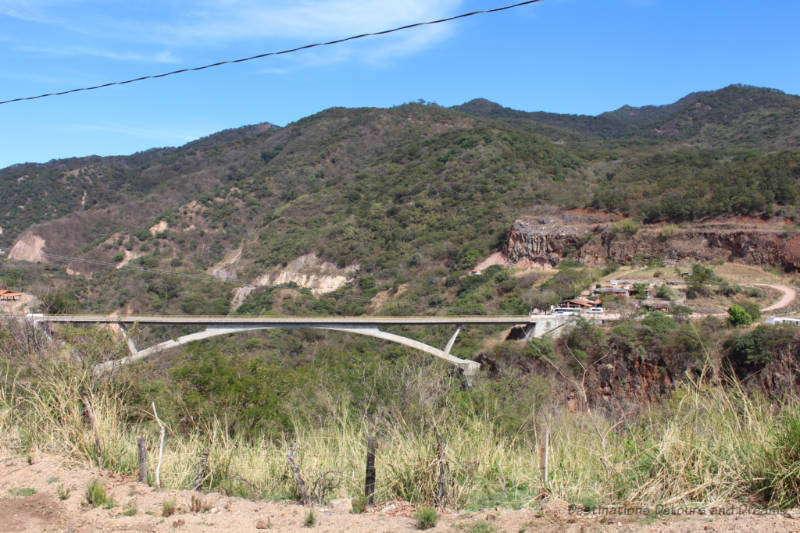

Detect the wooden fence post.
xmin=151 ymin=402 xmax=165 ymax=489
xmin=81 ymin=394 xmax=103 ymax=468
xmin=436 ymin=433 xmax=446 ymax=508
xmin=137 ymin=437 xmax=147 ymax=484
xmin=365 ymin=436 xmax=376 ymax=505
xmin=539 ymin=425 xmax=549 ymax=486
xmin=194 ymin=448 xmax=210 ymax=491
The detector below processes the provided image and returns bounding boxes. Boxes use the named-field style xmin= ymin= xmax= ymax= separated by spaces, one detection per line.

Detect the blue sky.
xmin=1 ymin=0 xmax=799 ymax=168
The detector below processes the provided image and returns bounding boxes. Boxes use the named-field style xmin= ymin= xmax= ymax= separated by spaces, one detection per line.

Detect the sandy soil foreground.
xmin=2 ymin=451 xmax=800 ymax=532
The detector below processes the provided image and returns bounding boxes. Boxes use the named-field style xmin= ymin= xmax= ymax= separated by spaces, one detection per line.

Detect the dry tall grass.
xmin=1 ymin=320 xmax=799 ymax=509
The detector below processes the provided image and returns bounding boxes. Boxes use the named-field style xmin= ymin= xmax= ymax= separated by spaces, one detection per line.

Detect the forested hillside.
xmin=1 ymin=84 xmax=799 ymax=319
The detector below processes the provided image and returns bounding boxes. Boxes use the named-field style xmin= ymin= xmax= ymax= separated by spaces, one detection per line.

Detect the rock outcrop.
xmin=502 ymin=213 xmax=800 ymax=271
xmin=8 ymin=232 xmax=46 ymax=262
xmin=254 ymin=253 xmax=358 ymax=295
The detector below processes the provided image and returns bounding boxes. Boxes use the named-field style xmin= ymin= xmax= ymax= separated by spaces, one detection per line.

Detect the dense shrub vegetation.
xmin=3 ymin=313 xmax=800 ymax=509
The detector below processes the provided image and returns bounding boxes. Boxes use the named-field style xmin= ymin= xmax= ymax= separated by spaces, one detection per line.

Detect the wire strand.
xmin=0 ymin=0 xmax=543 ymax=105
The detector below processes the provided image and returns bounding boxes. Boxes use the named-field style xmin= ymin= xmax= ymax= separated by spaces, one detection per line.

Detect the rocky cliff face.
xmin=502 ymin=213 xmax=800 ymax=271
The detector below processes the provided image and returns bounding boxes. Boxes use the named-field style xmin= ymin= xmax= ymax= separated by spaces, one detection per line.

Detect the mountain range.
xmin=1 ymin=84 xmax=799 ymax=316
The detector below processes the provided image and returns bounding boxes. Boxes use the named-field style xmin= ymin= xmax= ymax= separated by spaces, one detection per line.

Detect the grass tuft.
xmin=161 ymin=498 xmax=176 ymax=517
xmin=351 ymin=495 xmax=368 ymax=514
xmin=122 ymin=501 xmax=137 ymax=516
xmin=85 ymin=479 xmax=114 ymax=508
xmin=414 ymin=506 xmax=438 ymax=530
xmin=8 ymin=487 xmax=36 ymax=497
xmin=303 ymin=509 xmax=316 ymax=527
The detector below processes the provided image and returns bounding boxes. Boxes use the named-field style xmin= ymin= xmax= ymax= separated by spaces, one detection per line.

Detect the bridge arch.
xmin=94 ymin=323 xmax=478 ymax=376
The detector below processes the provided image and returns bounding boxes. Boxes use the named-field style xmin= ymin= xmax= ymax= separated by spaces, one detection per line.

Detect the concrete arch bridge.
xmin=27 ymin=314 xmax=602 ymax=376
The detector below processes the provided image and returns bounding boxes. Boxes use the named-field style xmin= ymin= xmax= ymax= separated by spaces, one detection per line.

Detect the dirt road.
xmin=2 ymin=451 xmax=800 ymax=532
xmin=753 ymin=283 xmax=797 ymax=312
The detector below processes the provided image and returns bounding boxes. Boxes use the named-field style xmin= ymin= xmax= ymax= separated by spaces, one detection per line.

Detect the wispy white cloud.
xmin=18 ymin=44 xmax=180 ymax=63
xmin=14 ymin=1 xmax=461 ymax=56
xmin=0 ymin=0 xmax=81 ymax=24
xmin=163 ymin=0 xmax=460 ymax=42
xmin=4 ymin=1 xmax=465 ymax=68
xmin=162 ymin=0 xmax=463 ymax=65
xmin=253 ymin=21 xmax=454 ymax=74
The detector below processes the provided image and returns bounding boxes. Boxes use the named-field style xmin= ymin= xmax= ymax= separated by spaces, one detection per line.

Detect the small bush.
xmin=415 ymin=506 xmax=438 ymax=530
xmin=122 ymin=501 xmax=137 ymax=516
xmin=57 ymin=484 xmax=70 ymax=501
xmin=527 ymin=337 xmax=555 ymax=361
xmin=741 ymin=301 xmax=761 ymax=321
xmin=304 ymin=509 xmax=316 ymax=527
xmin=351 ymin=495 xmax=368 ymax=514
xmin=40 ymin=291 xmax=79 ymax=314
xmin=686 ymin=283 xmax=711 ymax=299
xmin=161 ymin=498 xmax=176 ymax=517
xmin=655 ymin=284 xmax=674 ymax=300
xmin=190 ymin=495 xmax=209 ymax=513
xmin=745 ymin=287 xmax=765 ymax=298
xmin=85 ymin=479 xmax=114 ymax=508
xmin=631 ymin=282 xmax=649 ymax=299
xmin=467 ymin=521 xmax=496 ymax=533
xmin=613 ymin=219 xmax=640 ymax=235
xmin=670 ymin=305 xmax=693 ymax=317
xmin=717 ymin=280 xmax=741 ymax=297
xmin=658 ymin=225 xmax=678 ymax=239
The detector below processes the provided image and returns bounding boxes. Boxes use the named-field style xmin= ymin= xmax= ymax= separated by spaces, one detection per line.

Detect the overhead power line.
xmin=0 ymin=0 xmax=543 ymax=105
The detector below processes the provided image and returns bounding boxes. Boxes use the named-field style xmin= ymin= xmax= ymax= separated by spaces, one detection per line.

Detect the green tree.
xmin=40 ymin=291 xmax=79 ymax=314
xmin=741 ymin=301 xmax=762 ymax=321
xmin=687 ymin=264 xmax=717 ymax=298
xmin=728 ymin=304 xmax=753 ymax=327
xmin=631 ymin=283 xmax=649 ymax=299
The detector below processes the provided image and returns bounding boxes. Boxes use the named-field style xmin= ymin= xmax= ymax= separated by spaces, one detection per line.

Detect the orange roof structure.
xmin=0 ymin=290 xmax=22 ymax=301
xmin=561 ymin=297 xmax=601 ymax=308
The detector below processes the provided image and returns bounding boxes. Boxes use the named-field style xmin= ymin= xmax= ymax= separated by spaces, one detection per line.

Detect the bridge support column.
xmin=118 ymin=323 xmax=138 ymax=355
xmin=531 ymin=315 xmax=572 ymax=339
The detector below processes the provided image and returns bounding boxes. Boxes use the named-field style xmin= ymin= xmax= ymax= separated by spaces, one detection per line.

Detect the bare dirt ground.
xmin=2 ymin=451 xmax=800 ymax=532
xmin=0 ymin=292 xmax=36 ymax=315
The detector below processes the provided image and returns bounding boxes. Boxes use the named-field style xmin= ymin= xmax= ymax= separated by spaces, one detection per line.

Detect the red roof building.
xmin=0 ymin=290 xmax=22 ymax=301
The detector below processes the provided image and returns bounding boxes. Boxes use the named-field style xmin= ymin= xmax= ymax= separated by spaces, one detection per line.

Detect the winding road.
xmin=754 ymin=283 xmax=796 ymax=312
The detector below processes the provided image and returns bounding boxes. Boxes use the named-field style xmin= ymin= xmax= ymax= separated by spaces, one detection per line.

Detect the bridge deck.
xmin=31 ymin=314 xmax=538 ymax=325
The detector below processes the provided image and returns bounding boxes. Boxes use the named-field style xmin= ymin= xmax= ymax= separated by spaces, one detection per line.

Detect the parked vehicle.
xmin=550 ymin=307 xmax=580 ymax=316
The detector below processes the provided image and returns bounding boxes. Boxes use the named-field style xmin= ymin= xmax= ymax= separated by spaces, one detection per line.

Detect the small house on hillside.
xmin=591 ymin=286 xmax=630 ymax=298
xmin=0 ymin=290 xmax=22 ymax=301
xmin=643 ymin=298 xmax=672 ymax=312
xmin=560 ymin=297 xmax=601 ymax=309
